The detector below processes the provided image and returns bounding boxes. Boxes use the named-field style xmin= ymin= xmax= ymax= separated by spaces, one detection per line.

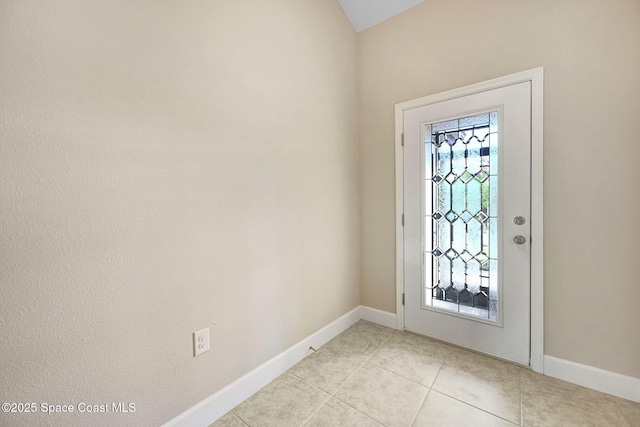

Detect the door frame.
xmin=394 ymin=67 xmax=544 ymax=372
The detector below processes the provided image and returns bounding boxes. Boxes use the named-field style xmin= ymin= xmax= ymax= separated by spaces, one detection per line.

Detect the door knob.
xmin=513 ymin=235 xmax=526 ymax=245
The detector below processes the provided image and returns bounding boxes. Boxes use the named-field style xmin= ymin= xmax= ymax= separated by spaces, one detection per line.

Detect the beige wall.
xmin=0 ymin=1 xmax=358 ymax=426
xmin=358 ymin=0 xmax=640 ymax=378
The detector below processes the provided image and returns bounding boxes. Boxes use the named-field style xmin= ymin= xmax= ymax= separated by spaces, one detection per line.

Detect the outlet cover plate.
xmin=193 ymin=327 xmax=210 ymax=357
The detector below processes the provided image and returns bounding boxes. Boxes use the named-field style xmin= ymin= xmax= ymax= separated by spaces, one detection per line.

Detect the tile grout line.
xmin=229 ymin=409 xmax=250 ymax=427
xmin=232 ymin=370 xmax=332 ymax=427
xmin=407 ymin=358 xmax=445 ymax=426
xmin=319 ymin=327 xmax=431 ymax=426
xmin=366 ymin=357 xmax=439 ymax=389
xmin=519 ymin=368 xmax=524 ymax=426
xmin=297 ymin=392 xmax=333 ymax=427
xmin=426 ymin=388 xmax=520 ymax=426
xmin=408 ymin=382 xmax=434 ymax=427
xmin=322 ymin=344 xmax=388 ymax=425
xmin=292 ymin=325 xmax=393 ymax=426
xmin=429 ymin=353 xmax=521 ymax=426
xmin=280 ymin=369 xmax=334 ymax=426
xmin=310 ymin=329 xmax=396 ymax=426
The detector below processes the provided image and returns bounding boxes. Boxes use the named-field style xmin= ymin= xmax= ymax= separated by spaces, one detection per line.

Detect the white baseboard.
xmin=544 ymin=355 xmax=640 ymax=403
xmin=161 ymin=306 xmax=363 ymax=427
xmin=359 ymin=305 xmax=399 ymax=329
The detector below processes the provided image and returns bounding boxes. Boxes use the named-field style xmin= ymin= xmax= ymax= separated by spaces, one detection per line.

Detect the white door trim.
xmin=394 ymin=67 xmax=544 ymax=373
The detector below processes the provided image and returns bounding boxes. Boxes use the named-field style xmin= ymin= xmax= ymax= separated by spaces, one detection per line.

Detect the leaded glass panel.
xmin=425 ymin=111 xmax=499 ymax=321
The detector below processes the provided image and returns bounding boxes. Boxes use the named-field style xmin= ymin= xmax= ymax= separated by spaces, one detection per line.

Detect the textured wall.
xmin=0 ymin=1 xmax=359 ymax=425
xmin=358 ymin=0 xmax=640 ymax=378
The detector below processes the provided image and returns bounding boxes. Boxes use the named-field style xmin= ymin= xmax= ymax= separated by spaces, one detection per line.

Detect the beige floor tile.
xmin=288 ymin=346 xmax=363 ymax=394
xmin=334 ymin=363 xmax=429 ymax=427
xmin=322 ymin=321 xmax=394 ymax=362
xmin=232 ymin=372 xmax=329 ymax=427
xmin=432 ymin=350 xmax=521 ymax=424
xmin=302 ymin=398 xmax=383 ymax=427
xmin=209 ymin=411 xmax=248 ymax=427
xmin=392 ymin=332 xmax=466 ymax=359
xmin=616 ymin=397 xmax=640 ymax=426
xmin=521 ymin=369 xmax=640 ymax=427
xmin=412 ymin=390 xmax=517 ymax=426
xmin=368 ymin=332 xmax=445 ymax=387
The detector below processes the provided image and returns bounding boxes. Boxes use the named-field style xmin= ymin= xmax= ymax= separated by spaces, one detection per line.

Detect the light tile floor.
xmin=211 ymin=321 xmax=640 ymax=427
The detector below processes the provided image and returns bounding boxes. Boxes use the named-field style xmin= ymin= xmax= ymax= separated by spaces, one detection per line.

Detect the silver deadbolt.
xmin=513 ymin=235 xmax=526 ymax=245
xmin=514 ymin=216 xmax=526 ymax=225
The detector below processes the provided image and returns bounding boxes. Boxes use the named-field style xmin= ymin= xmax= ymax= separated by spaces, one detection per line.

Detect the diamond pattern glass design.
xmin=425 ymin=112 xmax=498 ymax=321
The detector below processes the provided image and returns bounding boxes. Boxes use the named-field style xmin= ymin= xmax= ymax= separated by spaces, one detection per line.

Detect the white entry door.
xmin=402 ymin=81 xmax=532 ymax=365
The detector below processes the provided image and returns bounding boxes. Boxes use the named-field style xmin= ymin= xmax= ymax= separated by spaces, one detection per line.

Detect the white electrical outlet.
xmin=193 ymin=327 xmax=210 ymax=357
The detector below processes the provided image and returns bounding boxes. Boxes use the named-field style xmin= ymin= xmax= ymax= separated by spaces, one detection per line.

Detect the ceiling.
xmin=337 ymin=0 xmax=426 ymax=32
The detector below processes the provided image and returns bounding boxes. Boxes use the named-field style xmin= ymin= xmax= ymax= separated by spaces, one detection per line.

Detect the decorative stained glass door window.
xmin=425 ymin=112 xmax=499 ymax=321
